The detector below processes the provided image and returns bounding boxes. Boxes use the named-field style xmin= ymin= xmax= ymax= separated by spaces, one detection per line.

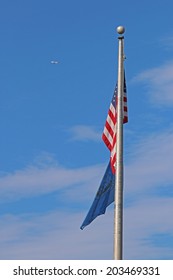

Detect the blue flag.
xmin=80 ymin=162 xmax=115 ymax=230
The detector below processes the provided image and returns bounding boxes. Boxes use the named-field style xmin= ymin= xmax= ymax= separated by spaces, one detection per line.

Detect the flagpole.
xmin=113 ymin=26 xmax=125 ymax=260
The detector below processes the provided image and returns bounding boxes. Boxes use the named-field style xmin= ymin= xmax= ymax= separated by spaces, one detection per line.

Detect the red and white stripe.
xmin=102 ymin=79 xmax=128 ymax=174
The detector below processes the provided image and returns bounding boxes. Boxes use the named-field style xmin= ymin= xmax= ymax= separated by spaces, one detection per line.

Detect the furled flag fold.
xmin=102 ymin=78 xmax=128 ymax=173
xmin=80 ymin=161 xmax=114 ymax=230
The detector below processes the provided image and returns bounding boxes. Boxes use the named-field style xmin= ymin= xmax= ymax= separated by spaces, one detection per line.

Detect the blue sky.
xmin=0 ymin=0 xmax=173 ymax=259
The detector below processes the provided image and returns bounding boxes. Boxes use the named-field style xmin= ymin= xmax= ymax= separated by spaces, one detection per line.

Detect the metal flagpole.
xmin=113 ymin=26 xmax=125 ymax=260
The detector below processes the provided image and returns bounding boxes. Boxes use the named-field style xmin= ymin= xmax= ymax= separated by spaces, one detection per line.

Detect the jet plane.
xmin=51 ymin=60 xmax=59 ymax=64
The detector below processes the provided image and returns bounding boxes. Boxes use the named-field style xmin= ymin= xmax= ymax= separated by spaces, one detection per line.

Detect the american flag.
xmin=102 ymin=78 xmax=128 ymax=174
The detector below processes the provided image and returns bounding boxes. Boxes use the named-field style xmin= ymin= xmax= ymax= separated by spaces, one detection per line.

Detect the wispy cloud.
xmin=159 ymin=35 xmax=173 ymax=50
xmin=125 ymin=128 xmax=173 ymax=194
xmin=124 ymin=196 xmax=173 ymax=259
xmin=133 ymin=60 xmax=173 ymax=105
xmin=1 ymin=196 xmax=173 ymax=260
xmin=67 ymin=125 xmax=101 ymax=142
xmin=0 ymin=157 xmax=104 ymax=203
xmin=0 ymin=210 xmax=114 ymax=260
xmin=1 ymin=127 xmax=173 ymax=259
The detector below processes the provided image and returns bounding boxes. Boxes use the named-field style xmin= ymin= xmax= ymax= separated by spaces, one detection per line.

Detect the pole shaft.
xmin=113 ymin=36 xmax=124 ymax=260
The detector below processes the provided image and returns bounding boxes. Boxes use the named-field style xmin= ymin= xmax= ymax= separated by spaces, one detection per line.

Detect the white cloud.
xmin=68 ymin=125 xmax=101 ymax=142
xmin=0 ymin=196 xmax=173 ymax=260
xmin=0 ymin=159 xmax=105 ymax=203
xmin=123 ymin=128 xmax=173 ymax=259
xmin=125 ymin=128 xmax=173 ymax=193
xmin=133 ymin=60 xmax=173 ymax=105
xmin=1 ymin=127 xmax=173 ymax=259
xmin=0 ymin=210 xmax=114 ymax=260
xmin=124 ymin=196 xmax=173 ymax=259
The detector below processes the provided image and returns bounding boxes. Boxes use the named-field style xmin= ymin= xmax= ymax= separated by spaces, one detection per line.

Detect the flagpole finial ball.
xmin=117 ymin=26 xmax=125 ymax=34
